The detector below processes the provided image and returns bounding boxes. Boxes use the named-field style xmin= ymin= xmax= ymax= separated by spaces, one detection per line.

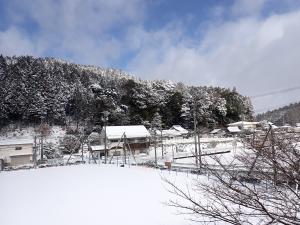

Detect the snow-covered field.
xmin=0 ymin=164 xmax=198 ymax=225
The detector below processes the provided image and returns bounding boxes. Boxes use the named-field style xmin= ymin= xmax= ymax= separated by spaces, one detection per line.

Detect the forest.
xmin=256 ymin=102 xmax=300 ymax=126
xmin=0 ymin=55 xmax=253 ymax=129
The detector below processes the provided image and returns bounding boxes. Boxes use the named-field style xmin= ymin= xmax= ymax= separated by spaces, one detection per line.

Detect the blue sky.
xmin=1 ymin=0 xmax=300 ymax=113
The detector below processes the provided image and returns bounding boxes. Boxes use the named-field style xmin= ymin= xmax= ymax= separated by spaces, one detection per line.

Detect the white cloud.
xmin=1 ymin=0 xmax=300 ymax=113
xmin=126 ymin=9 xmax=300 ymax=112
xmin=0 ymin=27 xmax=38 ymax=56
xmin=0 ymin=0 xmax=145 ymax=66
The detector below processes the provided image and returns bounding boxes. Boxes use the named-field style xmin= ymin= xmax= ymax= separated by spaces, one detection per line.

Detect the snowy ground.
xmin=0 ymin=164 xmax=200 ymax=225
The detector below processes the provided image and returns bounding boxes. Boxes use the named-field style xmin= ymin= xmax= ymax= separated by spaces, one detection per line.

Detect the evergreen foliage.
xmin=256 ymin=102 xmax=300 ymax=125
xmin=0 ymin=55 xmax=253 ymax=129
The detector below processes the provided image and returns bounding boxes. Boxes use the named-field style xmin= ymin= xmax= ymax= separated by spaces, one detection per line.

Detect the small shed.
xmin=0 ymin=139 xmax=33 ymax=167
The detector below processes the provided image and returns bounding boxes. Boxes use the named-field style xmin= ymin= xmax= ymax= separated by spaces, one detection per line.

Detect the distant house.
xmin=90 ymin=144 xmax=123 ymax=157
xmin=227 ymin=126 xmax=241 ymax=134
xmin=154 ymin=129 xmax=180 ymax=139
xmin=228 ymin=121 xmax=259 ymax=131
xmin=101 ymin=125 xmax=151 ymax=155
xmin=154 ymin=125 xmax=189 ymax=139
xmin=169 ymin=125 xmax=189 ymax=135
xmin=0 ymin=139 xmax=33 ymax=167
xmin=210 ymin=128 xmax=226 ymax=136
xmin=259 ymin=121 xmax=278 ymax=130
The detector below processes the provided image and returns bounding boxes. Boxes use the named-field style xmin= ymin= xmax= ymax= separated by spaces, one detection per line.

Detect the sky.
xmin=1 ymin=0 xmax=300 ymax=114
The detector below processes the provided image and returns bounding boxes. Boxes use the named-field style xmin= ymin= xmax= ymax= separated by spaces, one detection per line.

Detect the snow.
xmin=156 ymin=129 xmax=182 ymax=137
xmin=227 ymin=126 xmax=241 ymax=133
xmin=0 ymin=164 xmax=197 ymax=225
xmin=210 ymin=129 xmax=221 ymax=134
xmin=0 ymin=139 xmax=33 ymax=146
xmin=228 ymin=121 xmax=259 ymax=126
xmin=170 ymin=125 xmax=189 ymax=134
xmin=90 ymin=145 xmax=105 ymax=151
xmin=0 ymin=126 xmax=65 ymax=147
xmin=106 ymin=125 xmax=151 ymax=139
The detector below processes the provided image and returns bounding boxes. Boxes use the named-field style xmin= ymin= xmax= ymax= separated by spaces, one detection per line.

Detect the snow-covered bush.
xmin=61 ymin=134 xmax=79 ymax=154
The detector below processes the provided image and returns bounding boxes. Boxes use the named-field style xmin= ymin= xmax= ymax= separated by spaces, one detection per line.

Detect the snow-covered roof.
xmin=0 ymin=139 xmax=33 ymax=146
xmin=170 ymin=125 xmax=189 ymax=134
xmin=90 ymin=145 xmax=105 ymax=151
xmin=271 ymin=125 xmax=278 ymax=129
xmin=156 ymin=129 xmax=181 ymax=137
xmin=227 ymin=126 xmax=241 ymax=133
xmin=294 ymin=127 xmax=300 ymax=133
xmin=281 ymin=124 xmax=292 ymax=128
xmin=105 ymin=125 xmax=150 ymax=140
xmin=210 ymin=129 xmax=222 ymax=134
xmin=228 ymin=121 xmax=259 ymax=127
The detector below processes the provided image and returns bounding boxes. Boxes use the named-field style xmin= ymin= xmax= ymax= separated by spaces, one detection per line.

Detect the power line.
xmin=250 ymin=86 xmax=300 ymax=99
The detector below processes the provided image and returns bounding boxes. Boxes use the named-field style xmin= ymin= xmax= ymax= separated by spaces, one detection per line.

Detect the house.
xmin=228 ymin=121 xmax=259 ymax=131
xmin=103 ymin=125 xmax=151 ymax=155
xmin=90 ymin=144 xmax=123 ymax=157
xmin=154 ymin=129 xmax=181 ymax=139
xmin=169 ymin=125 xmax=189 ymax=135
xmin=154 ymin=125 xmax=189 ymax=139
xmin=0 ymin=139 xmax=34 ymax=167
xmin=259 ymin=121 xmax=278 ymax=130
xmin=210 ymin=128 xmax=226 ymax=137
xmin=227 ymin=126 xmax=241 ymax=134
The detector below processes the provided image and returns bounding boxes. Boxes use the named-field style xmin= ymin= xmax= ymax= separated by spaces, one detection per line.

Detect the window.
xmin=15 ymin=146 xmax=22 ymax=150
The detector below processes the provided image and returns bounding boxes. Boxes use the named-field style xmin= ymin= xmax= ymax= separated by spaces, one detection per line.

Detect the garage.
xmin=10 ymin=155 xmax=32 ymax=166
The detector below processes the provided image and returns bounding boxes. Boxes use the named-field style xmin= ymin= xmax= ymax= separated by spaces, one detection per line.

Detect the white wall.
xmin=0 ymin=144 xmax=33 ymax=163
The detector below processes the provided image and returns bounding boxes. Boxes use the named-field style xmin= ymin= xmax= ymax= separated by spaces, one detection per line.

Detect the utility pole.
xmin=172 ymin=144 xmax=174 ymax=162
xmin=154 ymin=133 xmax=157 ymax=167
xmin=103 ymin=112 xmax=108 ymax=164
xmin=270 ymin=127 xmax=277 ymax=184
xmin=33 ymin=135 xmax=37 ymax=168
xmin=40 ymin=135 xmax=44 ymax=161
xmin=81 ymin=142 xmax=84 ymax=163
xmin=197 ymin=133 xmax=202 ymax=171
xmin=193 ymin=112 xmax=199 ymax=167
xmin=104 ymin=123 xmax=107 ymax=164
xmin=123 ymin=135 xmax=127 ymax=164
xmin=160 ymin=129 xmax=164 ymax=159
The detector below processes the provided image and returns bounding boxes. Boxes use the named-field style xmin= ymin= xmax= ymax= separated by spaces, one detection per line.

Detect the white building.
xmin=169 ymin=125 xmax=189 ymax=135
xmin=228 ymin=121 xmax=259 ymax=131
xmin=0 ymin=139 xmax=33 ymax=167
xmin=102 ymin=125 xmax=151 ymax=155
xmin=155 ymin=125 xmax=189 ymax=139
xmin=227 ymin=126 xmax=241 ymax=133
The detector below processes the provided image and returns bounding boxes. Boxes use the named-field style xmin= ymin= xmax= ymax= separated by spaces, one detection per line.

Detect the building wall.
xmin=243 ymin=124 xmax=257 ymax=130
xmin=0 ymin=144 xmax=33 ymax=164
xmin=108 ymin=137 xmax=150 ymax=153
xmin=10 ymin=155 xmax=32 ymax=166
